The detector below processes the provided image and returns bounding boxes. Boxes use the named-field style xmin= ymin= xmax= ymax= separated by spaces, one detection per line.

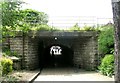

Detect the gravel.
xmin=10 ymin=70 xmax=39 ymax=81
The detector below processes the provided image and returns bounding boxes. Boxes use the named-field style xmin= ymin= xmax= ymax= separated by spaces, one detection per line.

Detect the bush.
xmin=98 ymin=25 xmax=114 ymax=55
xmin=1 ymin=58 xmax=13 ymax=76
xmin=98 ymin=54 xmax=114 ymax=77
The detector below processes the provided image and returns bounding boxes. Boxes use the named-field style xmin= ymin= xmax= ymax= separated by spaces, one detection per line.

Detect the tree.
xmin=1 ymin=0 xmax=24 ymax=27
xmin=20 ymin=9 xmax=48 ymax=26
xmin=111 ymin=0 xmax=120 ymax=83
xmin=1 ymin=0 xmax=25 ymax=37
xmin=1 ymin=0 xmax=25 ymax=53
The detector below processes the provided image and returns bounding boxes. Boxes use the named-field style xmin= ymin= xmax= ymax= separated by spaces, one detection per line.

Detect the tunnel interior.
xmin=39 ymin=43 xmax=74 ymax=68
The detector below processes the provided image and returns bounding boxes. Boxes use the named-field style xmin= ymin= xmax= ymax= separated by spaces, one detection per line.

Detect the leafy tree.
xmin=1 ymin=0 xmax=27 ymax=55
xmin=1 ymin=0 xmax=24 ymax=27
xmin=1 ymin=0 xmax=25 ymax=37
xmin=20 ymin=9 xmax=48 ymax=26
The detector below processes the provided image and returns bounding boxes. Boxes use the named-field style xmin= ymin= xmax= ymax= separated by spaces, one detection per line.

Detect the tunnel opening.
xmin=39 ymin=44 xmax=73 ymax=69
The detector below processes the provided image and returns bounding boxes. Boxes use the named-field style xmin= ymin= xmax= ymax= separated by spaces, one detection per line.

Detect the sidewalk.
xmin=34 ymin=67 xmax=114 ymax=81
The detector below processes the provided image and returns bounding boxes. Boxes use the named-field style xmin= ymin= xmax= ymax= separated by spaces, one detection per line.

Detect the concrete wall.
xmin=7 ymin=31 xmax=98 ymax=70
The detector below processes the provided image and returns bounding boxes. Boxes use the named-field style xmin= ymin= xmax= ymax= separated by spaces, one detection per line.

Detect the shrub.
xmin=98 ymin=25 xmax=114 ymax=55
xmin=98 ymin=54 xmax=114 ymax=77
xmin=1 ymin=58 xmax=13 ymax=76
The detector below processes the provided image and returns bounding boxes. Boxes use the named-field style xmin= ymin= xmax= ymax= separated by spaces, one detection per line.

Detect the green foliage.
xmin=98 ymin=54 xmax=114 ymax=77
xmin=2 ymin=26 xmax=17 ymax=37
xmin=1 ymin=0 xmax=24 ymax=27
xmin=2 ymin=46 xmax=18 ymax=57
xmin=29 ymin=24 xmax=61 ymax=31
xmin=69 ymin=23 xmax=80 ymax=31
xmin=3 ymin=50 xmax=18 ymax=57
xmin=82 ymin=25 xmax=95 ymax=31
xmin=69 ymin=23 xmax=96 ymax=31
xmin=1 ymin=0 xmax=25 ymax=38
xmin=20 ymin=9 xmax=48 ymax=26
xmin=1 ymin=58 xmax=13 ymax=76
xmin=15 ymin=22 xmax=30 ymax=33
xmin=98 ymin=25 xmax=114 ymax=54
xmin=1 ymin=1 xmax=49 ymax=37
xmin=31 ymin=24 xmax=52 ymax=31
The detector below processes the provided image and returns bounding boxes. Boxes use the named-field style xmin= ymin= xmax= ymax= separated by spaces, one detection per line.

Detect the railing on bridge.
xmin=48 ymin=16 xmax=113 ymax=29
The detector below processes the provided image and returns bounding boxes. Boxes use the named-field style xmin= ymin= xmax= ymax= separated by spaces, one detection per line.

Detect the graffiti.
xmin=50 ymin=46 xmax=62 ymax=55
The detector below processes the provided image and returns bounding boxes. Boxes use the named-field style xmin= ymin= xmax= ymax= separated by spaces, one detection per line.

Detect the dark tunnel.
xmin=38 ymin=43 xmax=74 ymax=69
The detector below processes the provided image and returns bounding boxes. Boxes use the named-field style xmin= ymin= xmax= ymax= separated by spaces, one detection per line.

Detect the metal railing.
xmin=48 ymin=16 xmax=113 ymax=29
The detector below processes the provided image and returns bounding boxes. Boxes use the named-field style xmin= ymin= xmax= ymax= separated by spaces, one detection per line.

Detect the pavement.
xmin=34 ymin=67 xmax=115 ymax=81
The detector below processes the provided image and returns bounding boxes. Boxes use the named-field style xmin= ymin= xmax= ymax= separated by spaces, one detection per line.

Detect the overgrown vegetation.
xmin=1 ymin=57 xmax=13 ymax=76
xmin=0 ymin=57 xmax=18 ymax=81
xmin=20 ymin=9 xmax=48 ymax=26
xmin=3 ymin=50 xmax=18 ymax=57
xmin=69 ymin=23 xmax=96 ymax=31
xmin=1 ymin=0 xmax=49 ymax=37
xmin=98 ymin=24 xmax=114 ymax=55
xmin=97 ymin=24 xmax=114 ymax=77
xmin=98 ymin=54 xmax=114 ymax=77
xmin=1 ymin=0 xmax=115 ymax=79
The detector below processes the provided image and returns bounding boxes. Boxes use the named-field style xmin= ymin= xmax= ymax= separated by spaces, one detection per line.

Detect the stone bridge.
xmin=7 ymin=31 xmax=99 ymax=70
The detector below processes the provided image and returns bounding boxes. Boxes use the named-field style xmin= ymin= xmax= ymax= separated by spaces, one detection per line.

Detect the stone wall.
xmin=7 ymin=31 xmax=98 ymax=70
xmin=10 ymin=37 xmax=23 ymax=57
xmin=23 ymin=36 xmax=40 ymax=70
xmin=73 ymin=36 xmax=98 ymax=70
